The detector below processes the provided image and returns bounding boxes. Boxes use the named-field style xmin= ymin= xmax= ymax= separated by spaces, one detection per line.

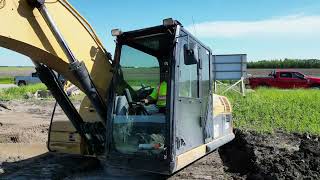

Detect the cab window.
xmin=199 ymin=47 xmax=210 ymax=97
xmin=280 ymin=72 xmax=292 ymax=78
xmin=293 ymin=72 xmax=304 ymax=79
xmin=178 ymin=40 xmax=198 ymax=98
xmin=112 ymin=32 xmax=172 ymax=157
xmin=120 ymin=45 xmax=160 ymax=89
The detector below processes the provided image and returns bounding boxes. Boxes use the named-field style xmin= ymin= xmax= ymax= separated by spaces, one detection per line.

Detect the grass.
xmin=127 ymin=80 xmax=158 ymax=88
xmin=0 ymin=66 xmax=34 ymax=71
xmin=0 ymin=84 xmax=47 ymax=101
xmin=225 ymin=88 xmax=320 ymax=135
xmin=0 ymin=76 xmax=14 ymax=84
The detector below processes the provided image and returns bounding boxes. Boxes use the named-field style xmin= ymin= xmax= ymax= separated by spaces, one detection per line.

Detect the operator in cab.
xmin=142 ymin=62 xmax=168 ymax=113
xmin=142 ymin=80 xmax=167 ymax=113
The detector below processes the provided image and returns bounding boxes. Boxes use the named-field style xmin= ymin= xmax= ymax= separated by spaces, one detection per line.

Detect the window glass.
xmin=280 ymin=72 xmax=292 ymax=78
xmin=178 ymin=41 xmax=198 ymax=98
xmin=121 ymin=45 xmax=159 ymax=88
xmin=112 ymin=45 xmax=166 ymax=156
xmin=200 ymin=47 xmax=210 ymax=97
xmin=293 ymin=72 xmax=304 ymax=79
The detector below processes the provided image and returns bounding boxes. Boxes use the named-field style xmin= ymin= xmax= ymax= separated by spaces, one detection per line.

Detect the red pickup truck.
xmin=248 ymin=70 xmax=320 ymax=89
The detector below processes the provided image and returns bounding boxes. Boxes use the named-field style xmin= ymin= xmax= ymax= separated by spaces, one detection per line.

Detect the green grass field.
xmin=123 ymin=67 xmax=159 ymax=87
xmin=0 ymin=84 xmax=47 ymax=101
xmin=226 ymin=88 xmax=320 ymax=135
xmin=0 ymin=66 xmax=34 ymax=71
xmin=0 ymin=77 xmax=14 ymax=84
xmin=0 ymin=66 xmax=35 ymax=77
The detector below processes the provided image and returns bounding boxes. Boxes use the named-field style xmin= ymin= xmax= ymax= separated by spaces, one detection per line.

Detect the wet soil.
xmin=0 ymin=100 xmax=72 ymax=162
xmin=0 ymin=100 xmax=319 ymax=179
xmin=219 ymin=130 xmax=320 ymax=180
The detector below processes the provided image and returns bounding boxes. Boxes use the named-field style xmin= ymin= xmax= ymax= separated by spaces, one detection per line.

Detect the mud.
xmin=219 ymin=130 xmax=320 ymax=180
xmin=0 ymin=100 xmax=72 ymax=163
xmin=0 ymin=100 xmax=319 ymax=179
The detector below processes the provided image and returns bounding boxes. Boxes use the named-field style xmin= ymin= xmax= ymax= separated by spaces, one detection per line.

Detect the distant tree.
xmin=247 ymin=59 xmax=320 ymax=68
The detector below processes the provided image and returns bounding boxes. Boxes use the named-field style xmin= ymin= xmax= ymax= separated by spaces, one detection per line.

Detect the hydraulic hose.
xmin=27 ymin=0 xmax=108 ymax=127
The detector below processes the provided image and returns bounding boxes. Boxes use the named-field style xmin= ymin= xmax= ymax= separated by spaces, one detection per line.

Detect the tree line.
xmin=248 ymin=59 xmax=320 ymax=68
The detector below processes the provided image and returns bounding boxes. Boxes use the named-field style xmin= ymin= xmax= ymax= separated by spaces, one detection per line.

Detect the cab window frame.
xmin=177 ymin=35 xmax=200 ymax=99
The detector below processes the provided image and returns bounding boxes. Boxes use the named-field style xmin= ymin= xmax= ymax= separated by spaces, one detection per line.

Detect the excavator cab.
xmin=106 ymin=19 xmax=235 ymax=174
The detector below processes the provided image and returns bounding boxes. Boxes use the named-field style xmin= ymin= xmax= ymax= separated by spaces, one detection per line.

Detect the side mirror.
xmin=184 ymin=43 xmax=199 ymax=65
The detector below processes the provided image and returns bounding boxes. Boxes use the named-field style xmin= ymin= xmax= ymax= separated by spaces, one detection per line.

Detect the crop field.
xmin=122 ymin=67 xmax=159 ymax=87
xmin=0 ymin=67 xmax=34 ymax=84
xmin=226 ymin=88 xmax=320 ymax=135
xmin=0 ymin=66 xmax=34 ymax=77
xmin=0 ymin=76 xmax=14 ymax=84
xmin=0 ymin=67 xmax=319 ymax=85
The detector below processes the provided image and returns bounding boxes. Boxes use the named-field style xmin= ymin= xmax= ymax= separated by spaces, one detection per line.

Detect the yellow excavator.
xmin=0 ymin=0 xmax=234 ymax=175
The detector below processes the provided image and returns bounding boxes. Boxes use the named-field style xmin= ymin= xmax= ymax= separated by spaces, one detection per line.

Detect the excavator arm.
xmin=0 ymin=0 xmax=112 ymax=93
xmin=0 ymin=0 xmax=113 ymax=154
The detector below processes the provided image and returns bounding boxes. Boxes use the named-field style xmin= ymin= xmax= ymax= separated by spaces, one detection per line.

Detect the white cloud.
xmin=186 ymin=15 xmax=320 ymax=38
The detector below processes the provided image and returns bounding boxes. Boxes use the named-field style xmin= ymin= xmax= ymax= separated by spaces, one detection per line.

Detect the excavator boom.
xmin=0 ymin=0 xmax=113 ymax=154
xmin=0 ymin=0 xmax=112 ymax=94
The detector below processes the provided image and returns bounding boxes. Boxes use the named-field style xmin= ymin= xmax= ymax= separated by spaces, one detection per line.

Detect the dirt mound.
xmin=219 ymin=129 xmax=320 ymax=180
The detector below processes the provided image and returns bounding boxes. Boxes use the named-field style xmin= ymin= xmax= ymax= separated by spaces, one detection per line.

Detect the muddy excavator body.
xmin=0 ymin=0 xmax=234 ymax=175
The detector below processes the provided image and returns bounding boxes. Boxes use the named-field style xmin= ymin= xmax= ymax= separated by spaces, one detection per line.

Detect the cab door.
xmin=292 ymin=72 xmax=308 ymax=88
xmin=174 ymin=31 xmax=203 ymax=155
xmin=277 ymin=72 xmax=294 ymax=88
xmin=198 ymin=45 xmax=213 ymax=143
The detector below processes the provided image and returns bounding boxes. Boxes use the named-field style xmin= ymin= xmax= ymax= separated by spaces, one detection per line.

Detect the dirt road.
xmin=0 ymin=100 xmax=319 ymax=179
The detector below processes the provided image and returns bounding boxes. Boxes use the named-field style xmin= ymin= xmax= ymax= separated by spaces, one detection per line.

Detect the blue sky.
xmin=1 ymin=0 xmax=320 ymax=66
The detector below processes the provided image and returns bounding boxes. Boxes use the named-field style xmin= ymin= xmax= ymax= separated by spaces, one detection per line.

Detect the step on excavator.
xmin=0 ymin=0 xmax=234 ymax=175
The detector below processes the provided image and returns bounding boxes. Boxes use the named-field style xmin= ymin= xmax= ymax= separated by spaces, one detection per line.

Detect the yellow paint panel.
xmin=49 ymin=132 xmax=81 ymax=143
xmin=50 ymin=119 xmax=77 ymax=132
xmin=212 ymin=94 xmax=232 ymax=116
xmin=175 ymin=145 xmax=207 ymax=171
xmin=49 ymin=142 xmax=81 ymax=154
